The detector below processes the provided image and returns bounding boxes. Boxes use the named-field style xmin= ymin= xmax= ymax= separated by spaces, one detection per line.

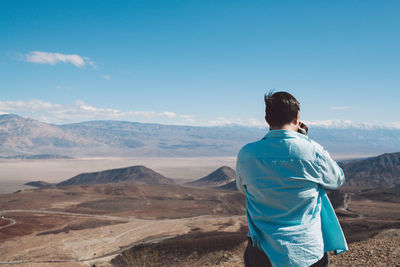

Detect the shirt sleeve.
xmin=314 ymin=147 xmax=345 ymax=190
xmin=235 ymin=148 xmax=247 ymax=194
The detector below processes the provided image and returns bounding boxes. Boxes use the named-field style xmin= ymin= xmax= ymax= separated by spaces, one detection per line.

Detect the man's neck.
xmin=270 ymin=124 xmax=298 ymax=132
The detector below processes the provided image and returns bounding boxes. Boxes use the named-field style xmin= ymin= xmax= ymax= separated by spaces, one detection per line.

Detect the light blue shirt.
xmin=236 ymin=130 xmax=348 ymax=267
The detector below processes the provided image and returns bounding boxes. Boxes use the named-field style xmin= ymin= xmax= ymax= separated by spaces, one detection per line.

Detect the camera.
xmin=298 ymin=122 xmax=308 ymax=135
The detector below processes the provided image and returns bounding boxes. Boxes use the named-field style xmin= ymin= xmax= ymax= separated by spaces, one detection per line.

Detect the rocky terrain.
xmin=111 ymin=228 xmax=400 ymax=267
xmin=1 ymin=175 xmax=398 ymax=266
xmin=329 ymin=229 xmax=400 ymax=267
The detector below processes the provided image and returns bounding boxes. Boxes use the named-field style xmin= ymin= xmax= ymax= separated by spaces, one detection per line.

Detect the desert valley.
xmin=1 ymin=115 xmax=400 ymax=266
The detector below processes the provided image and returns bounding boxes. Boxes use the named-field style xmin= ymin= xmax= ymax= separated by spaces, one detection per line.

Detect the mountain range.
xmin=339 ymin=152 xmax=400 ymax=189
xmin=1 ymin=113 xmax=400 ymax=158
xmin=25 ymin=152 xmax=400 ymax=190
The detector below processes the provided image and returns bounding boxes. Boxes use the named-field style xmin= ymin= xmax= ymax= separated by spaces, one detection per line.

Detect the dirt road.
xmin=0 ymin=217 xmax=15 ymax=230
xmin=340 ymin=193 xmax=364 ymax=219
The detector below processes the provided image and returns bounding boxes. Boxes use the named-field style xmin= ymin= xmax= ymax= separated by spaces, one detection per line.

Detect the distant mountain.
xmin=24 ymin=180 xmax=55 ymax=188
xmin=185 ymin=166 xmax=236 ymax=188
xmin=339 ymin=152 xmax=400 ymax=189
xmin=0 ymin=114 xmax=264 ymax=157
xmin=1 ymin=113 xmax=400 ymax=158
xmin=308 ymin=127 xmax=400 ymax=158
xmin=56 ymin=165 xmax=174 ymax=187
xmin=1 ymin=154 xmax=72 ymax=160
xmin=0 ymin=114 xmax=89 ymax=153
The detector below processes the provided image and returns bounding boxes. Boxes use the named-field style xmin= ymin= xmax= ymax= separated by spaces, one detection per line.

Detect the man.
xmin=236 ymin=91 xmax=347 ymax=267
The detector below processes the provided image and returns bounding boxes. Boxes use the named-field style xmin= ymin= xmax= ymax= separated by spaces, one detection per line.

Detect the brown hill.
xmin=185 ymin=166 xmax=236 ymax=188
xmin=24 ymin=180 xmax=55 ymax=188
xmin=217 ymin=181 xmax=238 ymax=191
xmin=56 ymin=165 xmax=174 ymax=187
xmin=339 ymin=152 xmax=400 ymax=189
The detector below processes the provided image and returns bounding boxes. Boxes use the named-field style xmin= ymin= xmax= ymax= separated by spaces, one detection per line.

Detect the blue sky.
xmin=1 ymin=0 xmax=399 ymax=127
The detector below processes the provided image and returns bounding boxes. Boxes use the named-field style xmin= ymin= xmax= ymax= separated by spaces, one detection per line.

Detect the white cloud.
xmin=160 ymin=111 xmax=176 ymax=118
xmin=25 ymin=51 xmax=96 ymax=68
xmin=382 ymin=122 xmax=400 ymax=130
xmin=304 ymin=119 xmax=363 ymax=128
xmin=102 ymin=75 xmax=111 ymax=80
xmin=179 ymin=114 xmax=196 ymax=124
xmin=127 ymin=111 xmax=156 ymax=118
xmin=302 ymin=119 xmax=396 ymax=129
xmin=208 ymin=117 xmax=233 ymax=126
xmin=330 ymin=106 xmax=352 ymax=110
xmin=247 ymin=118 xmax=265 ymax=127
xmin=0 ymin=99 xmax=190 ymax=124
xmin=0 ymin=99 xmax=63 ymax=111
xmin=4 ymin=99 xmax=397 ymax=129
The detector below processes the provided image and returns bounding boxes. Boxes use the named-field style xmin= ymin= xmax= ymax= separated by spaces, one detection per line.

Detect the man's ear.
xmin=292 ymin=111 xmax=300 ymax=125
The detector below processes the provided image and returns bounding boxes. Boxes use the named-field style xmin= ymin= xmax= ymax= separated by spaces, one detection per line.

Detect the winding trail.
xmin=0 ymin=209 xmax=132 ymax=236
xmin=0 ymin=209 xmax=131 ymax=221
xmin=340 ymin=193 xmax=364 ymax=219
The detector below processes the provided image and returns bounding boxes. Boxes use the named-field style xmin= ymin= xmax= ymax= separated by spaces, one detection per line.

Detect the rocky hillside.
xmin=0 ymin=114 xmax=85 ymax=154
xmin=185 ymin=166 xmax=236 ymax=188
xmin=340 ymin=152 xmax=400 ymax=189
xmin=217 ymin=181 xmax=238 ymax=191
xmin=56 ymin=165 xmax=174 ymax=186
xmin=112 ymin=227 xmax=400 ymax=267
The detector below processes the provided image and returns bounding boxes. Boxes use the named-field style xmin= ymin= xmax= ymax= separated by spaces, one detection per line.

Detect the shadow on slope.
xmin=112 ymin=226 xmax=248 ymax=267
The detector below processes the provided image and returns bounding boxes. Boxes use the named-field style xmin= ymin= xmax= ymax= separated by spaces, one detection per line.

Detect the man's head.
xmin=264 ymin=91 xmax=300 ymax=129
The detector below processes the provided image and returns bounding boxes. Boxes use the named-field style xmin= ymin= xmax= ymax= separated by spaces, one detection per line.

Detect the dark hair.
xmin=264 ymin=91 xmax=300 ymax=127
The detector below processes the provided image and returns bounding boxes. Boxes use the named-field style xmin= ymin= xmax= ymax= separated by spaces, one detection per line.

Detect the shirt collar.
xmin=263 ymin=129 xmax=305 ymax=139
